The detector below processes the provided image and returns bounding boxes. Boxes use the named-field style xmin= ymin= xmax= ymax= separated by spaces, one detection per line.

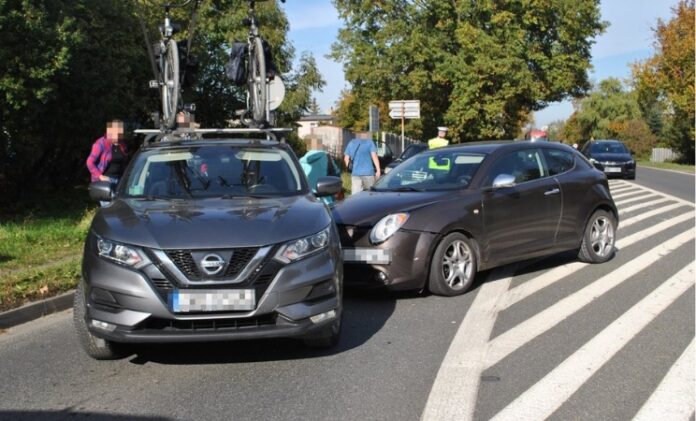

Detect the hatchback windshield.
xmin=590 ymin=142 xmax=628 ymax=154
xmin=374 ymin=150 xmax=486 ymax=191
xmin=122 ymin=146 xmax=304 ymax=198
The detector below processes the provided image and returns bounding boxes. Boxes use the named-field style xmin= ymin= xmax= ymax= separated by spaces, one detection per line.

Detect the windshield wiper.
xmin=389 ymin=186 xmax=426 ymax=192
xmin=220 ymin=193 xmax=272 ymax=199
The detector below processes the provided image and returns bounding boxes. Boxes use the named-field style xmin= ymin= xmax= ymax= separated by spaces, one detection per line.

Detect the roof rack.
xmin=134 ymin=127 xmax=294 ymax=144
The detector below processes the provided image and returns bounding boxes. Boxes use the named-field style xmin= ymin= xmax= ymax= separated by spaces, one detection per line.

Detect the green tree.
xmin=632 ymin=0 xmax=694 ymax=162
xmin=331 ymin=0 xmax=606 ymax=142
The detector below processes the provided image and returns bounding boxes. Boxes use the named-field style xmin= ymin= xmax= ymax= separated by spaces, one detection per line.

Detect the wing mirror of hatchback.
xmin=89 ymin=181 xmax=113 ymax=202
xmin=316 ymin=176 xmax=342 ymax=197
xmin=490 ymin=173 xmax=516 ymax=189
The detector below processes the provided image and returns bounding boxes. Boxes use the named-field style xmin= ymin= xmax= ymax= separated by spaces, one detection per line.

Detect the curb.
xmin=0 ymin=291 xmax=75 ymax=329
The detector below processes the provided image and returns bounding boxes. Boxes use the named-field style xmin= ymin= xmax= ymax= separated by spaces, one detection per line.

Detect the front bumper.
xmin=82 ymin=244 xmax=342 ymax=343
xmin=338 ymin=225 xmax=436 ymax=291
xmin=595 ymin=161 xmax=636 ymax=178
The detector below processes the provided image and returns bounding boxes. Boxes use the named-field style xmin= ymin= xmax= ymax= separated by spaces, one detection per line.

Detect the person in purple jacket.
xmin=86 ymin=120 xmax=128 ymax=184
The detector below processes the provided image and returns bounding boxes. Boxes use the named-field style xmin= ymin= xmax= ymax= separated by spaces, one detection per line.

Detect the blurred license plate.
xmin=170 ymin=289 xmax=255 ymax=313
xmin=604 ymin=167 xmax=621 ymax=173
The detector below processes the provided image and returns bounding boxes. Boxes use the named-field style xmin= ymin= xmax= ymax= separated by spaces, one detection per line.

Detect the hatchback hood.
xmin=332 ymin=190 xmax=453 ymax=227
xmin=590 ymin=153 xmax=632 ymax=163
xmin=91 ymin=196 xmax=331 ymax=249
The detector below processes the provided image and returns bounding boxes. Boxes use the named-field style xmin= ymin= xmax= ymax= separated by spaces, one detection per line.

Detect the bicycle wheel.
xmin=248 ymin=37 xmax=267 ymax=125
xmin=162 ymin=39 xmax=180 ymax=129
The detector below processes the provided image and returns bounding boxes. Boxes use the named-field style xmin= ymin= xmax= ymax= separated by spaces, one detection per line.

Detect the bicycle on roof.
xmin=139 ymin=0 xmax=202 ymax=130
xmin=226 ymin=0 xmax=285 ymax=128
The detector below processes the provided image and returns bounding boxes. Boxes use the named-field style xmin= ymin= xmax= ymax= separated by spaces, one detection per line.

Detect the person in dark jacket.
xmin=86 ymin=120 xmax=128 ymax=184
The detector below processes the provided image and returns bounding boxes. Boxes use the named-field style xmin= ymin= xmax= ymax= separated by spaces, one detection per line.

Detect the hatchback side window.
xmin=486 ymin=149 xmax=546 ymax=185
xmin=542 ymin=149 xmax=575 ymax=176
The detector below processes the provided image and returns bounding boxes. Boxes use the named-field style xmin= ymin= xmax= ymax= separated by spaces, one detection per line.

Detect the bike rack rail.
xmin=134 ymin=127 xmax=293 ymax=144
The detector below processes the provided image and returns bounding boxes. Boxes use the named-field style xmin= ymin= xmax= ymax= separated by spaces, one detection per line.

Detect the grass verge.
xmin=637 ymin=160 xmax=695 ymax=174
xmin=0 ymin=258 xmax=81 ymax=312
xmin=0 ymin=186 xmax=94 ymax=312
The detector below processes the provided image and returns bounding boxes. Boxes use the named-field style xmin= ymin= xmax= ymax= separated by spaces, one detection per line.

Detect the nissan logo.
xmin=200 ymin=254 xmax=225 ymax=275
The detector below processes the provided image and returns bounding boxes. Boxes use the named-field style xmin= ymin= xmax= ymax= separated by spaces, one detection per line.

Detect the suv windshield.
xmin=374 ymin=150 xmax=486 ymax=191
xmin=121 ymin=145 xmax=305 ymax=199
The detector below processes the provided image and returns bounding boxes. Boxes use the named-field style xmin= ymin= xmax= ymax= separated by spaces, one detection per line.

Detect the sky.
xmin=280 ymin=0 xmax=678 ymax=127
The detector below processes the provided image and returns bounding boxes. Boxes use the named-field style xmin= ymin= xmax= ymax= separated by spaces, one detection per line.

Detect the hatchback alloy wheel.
xmin=429 ymin=233 xmax=477 ymax=296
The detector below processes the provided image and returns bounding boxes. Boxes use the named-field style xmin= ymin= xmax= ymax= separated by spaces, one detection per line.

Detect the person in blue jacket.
xmin=300 ymin=148 xmax=341 ymax=205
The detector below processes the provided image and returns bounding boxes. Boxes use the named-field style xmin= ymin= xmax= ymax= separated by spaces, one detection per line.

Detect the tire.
xmin=578 ymin=209 xmax=616 ymax=263
xmin=303 ymin=316 xmax=341 ymax=348
xmin=161 ymin=39 xmax=180 ymax=130
xmin=73 ymin=280 xmax=127 ymax=360
xmin=248 ymin=36 xmax=267 ymax=126
xmin=428 ymin=233 xmax=477 ymax=296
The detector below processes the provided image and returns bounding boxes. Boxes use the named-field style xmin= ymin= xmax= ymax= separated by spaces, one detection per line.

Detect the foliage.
xmin=331 ymin=0 xmax=606 ymax=141
xmin=0 ymin=0 xmax=326 ymax=207
xmin=632 ymin=0 xmax=694 ymax=163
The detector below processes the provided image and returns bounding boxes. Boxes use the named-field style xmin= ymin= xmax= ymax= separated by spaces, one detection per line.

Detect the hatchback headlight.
xmin=275 ymin=226 xmax=331 ymax=263
xmin=370 ymin=213 xmax=409 ymax=244
xmin=95 ymin=236 xmax=147 ymax=268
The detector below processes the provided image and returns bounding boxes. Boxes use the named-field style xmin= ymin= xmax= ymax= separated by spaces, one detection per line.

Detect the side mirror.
xmin=89 ymin=181 xmax=113 ymax=202
xmin=491 ymin=173 xmax=516 ymax=189
xmin=316 ymin=176 xmax=342 ymax=197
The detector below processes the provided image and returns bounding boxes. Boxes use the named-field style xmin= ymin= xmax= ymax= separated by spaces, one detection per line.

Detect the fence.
xmin=381 ymin=132 xmax=420 ymax=158
xmin=651 ymin=148 xmax=680 ymax=163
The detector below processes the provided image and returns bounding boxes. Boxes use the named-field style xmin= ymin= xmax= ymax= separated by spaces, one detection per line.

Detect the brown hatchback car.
xmin=332 ymin=141 xmax=618 ymax=296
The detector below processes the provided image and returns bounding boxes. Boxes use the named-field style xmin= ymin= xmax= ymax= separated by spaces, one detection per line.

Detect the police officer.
xmin=428 ymin=126 xmax=449 ymax=149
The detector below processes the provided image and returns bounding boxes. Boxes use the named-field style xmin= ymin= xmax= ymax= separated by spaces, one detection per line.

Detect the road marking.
xmin=612 ymin=190 xmax=651 ymax=200
xmin=619 ymin=197 xmax=671 ymax=215
xmin=493 ymin=209 xmax=694 ymax=310
xmin=610 ymin=185 xmax=639 ymax=194
xmin=420 ymin=267 xmax=514 ymax=421
xmin=633 ymin=338 xmax=695 ymax=421
xmin=638 ymin=166 xmax=696 ymax=176
xmin=615 ymin=194 xmax=660 ymax=207
xmin=617 ymin=212 xmax=694 ymax=248
xmin=485 ymin=229 xmax=694 ymax=366
xmin=490 ymin=263 xmax=695 ymax=421
xmin=618 ymin=181 xmax=695 ymax=207
xmin=620 ymin=203 xmax=690 ymax=229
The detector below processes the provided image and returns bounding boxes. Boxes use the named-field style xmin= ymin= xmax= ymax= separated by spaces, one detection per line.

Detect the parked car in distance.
xmin=384 ymin=143 xmax=428 ymax=174
xmin=333 ymin=141 xmax=618 ymax=296
xmin=376 ymin=141 xmax=395 ymax=170
xmin=75 ymin=133 xmax=344 ymax=359
xmin=581 ymin=139 xmax=636 ymax=179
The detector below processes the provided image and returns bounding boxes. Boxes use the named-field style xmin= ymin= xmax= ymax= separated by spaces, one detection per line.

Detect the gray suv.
xmin=75 ymin=135 xmax=343 ymax=359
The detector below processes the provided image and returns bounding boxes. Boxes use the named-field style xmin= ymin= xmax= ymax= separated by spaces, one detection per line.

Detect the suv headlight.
xmin=95 ymin=236 xmax=147 ymax=268
xmin=275 ymin=226 xmax=331 ymax=263
xmin=370 ymin=213 xmax=409 ymax=244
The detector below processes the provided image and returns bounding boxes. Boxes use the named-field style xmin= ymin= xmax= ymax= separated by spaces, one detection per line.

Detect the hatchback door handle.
xmin=545 ymin=188 xmax=560 ymax=196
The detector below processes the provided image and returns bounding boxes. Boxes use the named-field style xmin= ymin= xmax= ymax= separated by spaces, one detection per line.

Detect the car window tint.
xmin=486 ymin=149 xmax=546 ymax=185
xmin=590 ymin=142 xmax=628 ymax=154
xmin=542 ymin=149 xmax=575 ymax=176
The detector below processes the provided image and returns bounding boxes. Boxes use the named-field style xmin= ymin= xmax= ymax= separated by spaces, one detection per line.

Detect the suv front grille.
xmin=136 ymin=313 xmax=277 ymax=332
xmin=164 ymin=247 xmax=260 ymax=280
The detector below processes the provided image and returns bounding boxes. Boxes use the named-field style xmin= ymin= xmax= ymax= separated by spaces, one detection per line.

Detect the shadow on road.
xmin=0 ymin=411 xmax=169 ymax=421
xmin=125 ymin=290 xmax=398 ymax=365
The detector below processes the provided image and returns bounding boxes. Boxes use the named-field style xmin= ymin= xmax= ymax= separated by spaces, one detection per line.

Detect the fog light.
xmin=91 ymin=319 xmax=117 ymax=332
xmin=309 ymin=309 xmax=336 ymax=324
xmin=376 ymin=272 xmax=387 ymax=282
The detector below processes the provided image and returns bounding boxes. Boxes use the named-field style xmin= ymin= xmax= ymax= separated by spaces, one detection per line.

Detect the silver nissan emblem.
xmin=201 ymin=254 xmax=225 ymax=275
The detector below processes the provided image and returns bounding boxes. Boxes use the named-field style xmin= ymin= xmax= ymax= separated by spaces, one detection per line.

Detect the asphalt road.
xmin=634 ymin=165 xmax=695 ymax=202
xmin=0 ymin=175 xmax=693 ymax=421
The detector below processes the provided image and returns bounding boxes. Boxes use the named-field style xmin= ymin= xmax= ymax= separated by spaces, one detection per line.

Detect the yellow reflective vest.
xmin=428 ymin=137 xmax=449 ymax=149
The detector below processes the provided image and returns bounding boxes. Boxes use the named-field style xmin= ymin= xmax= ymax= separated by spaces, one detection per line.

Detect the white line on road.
xmin=620 ymin=181 xmax=695 ymax=207
xmin=420 ymin=267 xmax=515 ymax=421
xmin=485 ymin=229 xmax=695 ymax=366
xmin=612 ymin=190 xmax=651 ymax=200
xmin=493 ymin=209 xmax=694 ymax=311
xmin=633 ymin=338 xmax=695 ymax=421
xmin=619 ymin=197 xmax=671 ymax=216
xmin=620 ymin=203 xmax=690 ymax=229
xmin=610 ymin=186 xmax=639 ymax=194
xmin=490 ymin=263 xmax=695 ymax=421
xmin=615 ymin=193 xmax=660 ymax=207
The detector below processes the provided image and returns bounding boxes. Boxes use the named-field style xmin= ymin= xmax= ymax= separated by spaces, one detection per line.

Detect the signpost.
xmin=388 ymin=100 xmax=421 ymax=152
xmin=369 ymin=105 xmax=380 ymax=133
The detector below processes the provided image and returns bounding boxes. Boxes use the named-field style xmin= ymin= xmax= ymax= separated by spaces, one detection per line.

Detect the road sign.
xmin=369 ymin=105 xmax=379 ymax=132
xmin=388 ymin=100 xmax=420 ymax=119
